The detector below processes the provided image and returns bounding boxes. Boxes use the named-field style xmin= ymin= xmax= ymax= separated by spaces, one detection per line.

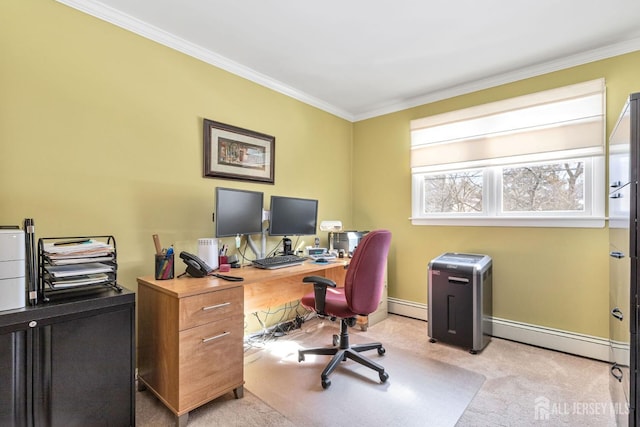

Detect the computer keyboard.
xmin=252 ymin=255 xmax=306 ymax=269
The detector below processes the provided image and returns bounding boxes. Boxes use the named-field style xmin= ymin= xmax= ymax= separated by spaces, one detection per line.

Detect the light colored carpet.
xmin=368 ymin=315 xmax=617 ymax=427
xmin=244 ymin=319 xmax=485 ymax=427
xmin=137 ymin=314 xmax=617 ymax=426
xmin=136 ymin=387 xmax=295 ymax=427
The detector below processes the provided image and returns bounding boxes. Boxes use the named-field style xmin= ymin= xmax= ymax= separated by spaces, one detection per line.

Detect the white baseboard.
xmin=387 ymin=297 xmax=612 ymax=362
xmin=610 ymin=340 xmax=630 ymax=365
xmin=388 ymin=297 xmax=428 ymax=321
xmin=490 ymin=317 xmax=611 ymax=362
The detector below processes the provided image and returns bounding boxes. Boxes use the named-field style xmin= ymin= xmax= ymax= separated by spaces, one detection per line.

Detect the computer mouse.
xmin=316 ymin=258 xmax=328 ymax=263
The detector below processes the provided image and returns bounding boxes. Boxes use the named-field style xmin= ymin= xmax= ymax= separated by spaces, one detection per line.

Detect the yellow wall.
xmin=0 ymin=1 xmax=352 ymax=293
xmin=4 ymin=1 xmax=640 ymax=341
xmin=353 ymin=52 xmax=640 ymax=338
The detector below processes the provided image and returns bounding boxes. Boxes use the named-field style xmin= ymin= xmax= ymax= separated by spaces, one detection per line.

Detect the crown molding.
xmin=57 ymin=1 xmax=640 ymax=123
xmin=55 ymin=0 xmax=355 ymax=121
xmin=354 ymin=37 xmax=640 ymax=121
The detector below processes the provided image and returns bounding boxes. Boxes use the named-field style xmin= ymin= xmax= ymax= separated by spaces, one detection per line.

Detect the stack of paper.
xmin=49 ymin=274 xmax=111 ymax=289
xmin=43 ymin=239 xmax=116 ymax=289
xmin=44 ymin=239 xmax=115 ymax=265
xmin=46 ymin=262 xmax=114 ymax=278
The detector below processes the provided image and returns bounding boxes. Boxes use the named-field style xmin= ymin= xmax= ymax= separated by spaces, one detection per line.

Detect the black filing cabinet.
xmin=0 ymin=288 xmax=135 ymax=427
xmin=428 ymin=253 xmax=492 ymax=354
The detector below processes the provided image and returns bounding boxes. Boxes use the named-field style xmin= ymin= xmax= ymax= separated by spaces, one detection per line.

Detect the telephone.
xmin=179 ymin=251 xmax=244 ymax=281
xmin=179 ymin=251 xmax=213 ymax=278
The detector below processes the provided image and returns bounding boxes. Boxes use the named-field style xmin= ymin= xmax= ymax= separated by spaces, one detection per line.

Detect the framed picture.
xmin=203 ymin=119 xmax=275 ymax=184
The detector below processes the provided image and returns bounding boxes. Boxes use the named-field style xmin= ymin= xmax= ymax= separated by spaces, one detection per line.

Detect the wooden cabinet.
xmin=0 ymin=288 xmax=135 ymax=427
xmin=137 ymin=277 xmax=244 ymax=427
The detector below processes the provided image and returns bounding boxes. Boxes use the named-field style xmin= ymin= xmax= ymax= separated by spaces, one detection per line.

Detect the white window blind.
xmin=410 ymin=79 xmax=605 ymax=169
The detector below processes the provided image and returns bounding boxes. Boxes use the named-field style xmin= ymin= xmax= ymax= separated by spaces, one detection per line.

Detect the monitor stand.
xmin=246 ymin=234 xmax=263 ymax=259
xmin=246 ymin=224 xmax=268 ymax=259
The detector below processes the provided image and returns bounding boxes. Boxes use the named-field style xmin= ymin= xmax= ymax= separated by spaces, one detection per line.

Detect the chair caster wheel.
xmin=321 ymin=379 xmax=331 ymax=389
xmin=379 ymin=371 xmax=389 ymax=383
xmin=298 ymin=352 xmax=305 ymax=362
xmin=429 ymin=338 xmax=436 ymax=343
xmin=332 ymin=335 xmax=339 ymax=346
xmin=377 ymin=346 xmax=386 ymax=356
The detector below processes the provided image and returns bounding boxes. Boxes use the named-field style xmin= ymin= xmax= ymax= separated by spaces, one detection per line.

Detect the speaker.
xmin=197 ymin=238 xmax=219 ymax=270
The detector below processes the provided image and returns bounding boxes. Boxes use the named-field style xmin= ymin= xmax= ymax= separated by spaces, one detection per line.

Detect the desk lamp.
xmin=319 ymin=220 xmax=343 ymax=252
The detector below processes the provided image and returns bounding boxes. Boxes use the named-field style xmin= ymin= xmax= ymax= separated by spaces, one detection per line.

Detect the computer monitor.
xmin=268 ymin=196 xmax=318 ymax=237
xmin=215 ymin=187 xmax=264 ymax=238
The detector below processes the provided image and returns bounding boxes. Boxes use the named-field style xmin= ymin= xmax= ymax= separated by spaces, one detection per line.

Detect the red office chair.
xmin=298 ymin=229 xmax=392 ymax=389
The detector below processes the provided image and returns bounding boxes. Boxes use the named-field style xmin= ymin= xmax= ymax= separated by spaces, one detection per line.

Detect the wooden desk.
xmin=136 ymin=260 xmax=348 ymax=427
xmin=239 ymin=260 xmax=348 ymax=313
xmin=138 ymin=259 xmax=348 ymax=312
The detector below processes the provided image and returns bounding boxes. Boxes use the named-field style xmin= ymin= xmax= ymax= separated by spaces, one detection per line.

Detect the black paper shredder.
xmin=428 ymin=252 xmax=492 ymax=354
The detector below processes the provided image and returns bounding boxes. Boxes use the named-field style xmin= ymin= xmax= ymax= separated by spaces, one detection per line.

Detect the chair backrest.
xmin=344 ymin=229 xmax=392 ymax=315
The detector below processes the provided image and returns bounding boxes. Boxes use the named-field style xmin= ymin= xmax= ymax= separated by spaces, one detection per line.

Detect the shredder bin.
xmin=428 ymin=252 xmax=492 ymax=353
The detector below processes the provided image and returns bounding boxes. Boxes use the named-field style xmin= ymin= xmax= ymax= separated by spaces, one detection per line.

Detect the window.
xmin=501 ymin=161 xmax=585 ymax=213
xmin=410 ymin=79 xmax=605 ymax=227
xmin=421 ymin=169 xmax=484 ymax=214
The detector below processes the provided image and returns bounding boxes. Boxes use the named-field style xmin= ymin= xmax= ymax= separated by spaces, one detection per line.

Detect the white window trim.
xmin=410 ymin=216 xmax=605 ymax=228
xmin=411 ymin=155 xmax=605 ymax=228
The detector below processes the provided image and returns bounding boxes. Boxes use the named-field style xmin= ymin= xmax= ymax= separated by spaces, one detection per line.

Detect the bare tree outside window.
xmin=423 ymin=171 xmax=483 ymax=213
xmin=502 ymin=162 xmax=584 ymax=212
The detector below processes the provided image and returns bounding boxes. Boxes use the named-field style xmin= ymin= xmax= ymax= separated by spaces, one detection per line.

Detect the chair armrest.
xmin=303 ymin=276 xmax=337 ymax=288
xmin=303 ymin=276 xmax=336 ymax=315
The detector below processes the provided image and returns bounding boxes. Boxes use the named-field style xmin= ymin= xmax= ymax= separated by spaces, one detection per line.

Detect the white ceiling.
xmin=58 ymin=0 xmax=640 ymax=121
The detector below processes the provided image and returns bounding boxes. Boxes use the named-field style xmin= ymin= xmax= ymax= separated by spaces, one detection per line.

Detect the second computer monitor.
xmin=269 ymin=195 xmax=318 ymax=236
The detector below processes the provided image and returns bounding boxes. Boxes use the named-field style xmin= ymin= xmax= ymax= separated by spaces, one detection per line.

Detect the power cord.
xmin=243 ymin=303 xmax=312 ymax=351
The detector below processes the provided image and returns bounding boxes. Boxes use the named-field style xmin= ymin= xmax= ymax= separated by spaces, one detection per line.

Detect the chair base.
xmin=298 ymin=318 xmax=389 ymax=389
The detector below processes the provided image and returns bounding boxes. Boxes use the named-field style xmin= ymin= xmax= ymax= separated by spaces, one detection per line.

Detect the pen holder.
xmin=155 ymin=253 xmax=174 ymax=280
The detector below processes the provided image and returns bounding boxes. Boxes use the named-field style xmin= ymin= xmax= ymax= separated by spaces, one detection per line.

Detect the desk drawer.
xmin=178 ymin=314 xmax=244 ymax=410
xmin=179 ymin=286 xmax=243 ymax=330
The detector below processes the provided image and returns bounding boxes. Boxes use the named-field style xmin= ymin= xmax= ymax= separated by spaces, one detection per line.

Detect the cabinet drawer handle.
xmin=610 ymin=251 xmax=625 ymax=259
xmin=611 ymin=307 xmax=624 ymax=321
xmin=611 ymin=364 xmax=623 ymax=382
xmin=202 ymin=302 xmax=231 ymax=311
xmin=202 ymin=331 xmax=230 ymax=344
